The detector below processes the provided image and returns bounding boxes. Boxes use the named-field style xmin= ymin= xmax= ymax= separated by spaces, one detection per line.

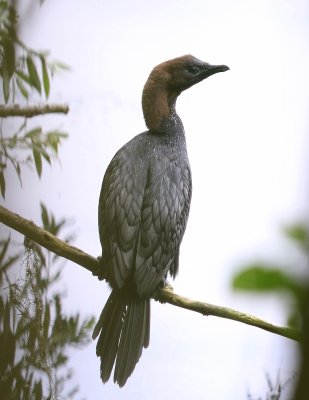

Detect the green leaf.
xmin=32 ymin=148 xmax=42 ymax=177
xmin=24 ymin=127 xmax=42 ymax=139
xmin=3 ymin=35 xmax=15 ymax=78
xmin=287 ymin=309 xmax=302 ymax=330
xmin=7 ymin=134 xmax=17 ymax=148
xmin=40 ymin=55 xmax=50 ymax=98
xmin=54 ymin=132 xmax=68 ymax=138
xmin=43 ymin=304 xmax=50 ymax=339
xmin=284 ymin=224 xmax=309 ymax=247
xmin=232 ymin=264 xmax=300 ymax=294
xmin=16 ymin=76 xmax=29 ymax=99
xmin=34 ymin=380 xmax=43 ymax=400
xmin=41 ymin=149 xmax=51 ymax=164
xmin=15 ymin=70 xmax=32 ymax=86
xmin=49 ymin=60 xmax=71 ymax=76
xmin=2 ymin=310 xmax=16 ymax=367
xmin=13 ymin=162 xmax=22 ymax=186
xmin=47 ymin=134 xmax=59 ymax=154
xmin=2 ymin=64 xmax=10 ymax=103
xmin=0 ymin=238 xmax=10 ymax=265
xmin=26 ymin=56 xmax=41 ymax=94
xmin=47 ymin=131 xmax=68 ymax=154
xmin=40 ymin=202 xmax=49 ymax=229
xmin=0 ymin=171 xmax=6 ymax=198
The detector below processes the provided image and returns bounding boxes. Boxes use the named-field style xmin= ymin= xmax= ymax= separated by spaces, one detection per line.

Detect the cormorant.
xmin=93 ymin=55 xmax=229 ymax=387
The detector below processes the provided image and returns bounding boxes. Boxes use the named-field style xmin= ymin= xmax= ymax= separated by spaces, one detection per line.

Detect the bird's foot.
xmin=163 ymin=282 xmax=174 ymax=292
xmin=153 ymin=280 xmax=174 ymax=302
xmin=159 ymin=275 xmax=173 ymax=292
xmin=93 ymin=256 xmax=106 ymax=280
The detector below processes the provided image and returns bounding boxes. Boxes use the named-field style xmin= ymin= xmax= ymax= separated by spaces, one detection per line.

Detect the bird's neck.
xmin=142 ymin=79 xmax=180 ymax=132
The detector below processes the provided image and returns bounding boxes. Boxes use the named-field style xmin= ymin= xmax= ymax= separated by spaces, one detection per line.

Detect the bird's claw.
xmin=163 ymin=282 xmax=174 ymax=292
xmin=93 ymin=256 xmax=105 ymax=280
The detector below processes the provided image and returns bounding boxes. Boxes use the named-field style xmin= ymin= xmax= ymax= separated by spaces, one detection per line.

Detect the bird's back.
xmin=98 ymin=120 xmax=191 ymax=297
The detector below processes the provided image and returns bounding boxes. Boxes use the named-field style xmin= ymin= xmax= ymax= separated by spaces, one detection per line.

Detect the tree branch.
xmin=156 ymin=288 xmax=300 ymax=341
xmin=0 ymin=204 xmax=301 ymax=342
xmin=0 ymin=104 xmax=69 ymax=118
xmin=0 ymin=205 xmax=97 ymax=273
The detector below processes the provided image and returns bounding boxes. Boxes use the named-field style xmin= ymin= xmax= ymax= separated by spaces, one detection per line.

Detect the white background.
xmin=3 ymin=0 xmax=309 ymax=398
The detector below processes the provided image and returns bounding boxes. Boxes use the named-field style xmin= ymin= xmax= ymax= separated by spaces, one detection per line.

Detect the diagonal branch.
xmin=0 ymin=204 xmax=301 ymax=342
xmin=156 ymin=288 xmax=300 ymax=341
xmin=0 ymin=205 xmax=97 ymax=273
xmin=0 ymin=104 xmax=69 ymax=118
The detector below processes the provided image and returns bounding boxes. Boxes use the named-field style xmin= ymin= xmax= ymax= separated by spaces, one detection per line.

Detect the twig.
xmin=157 ymin=287 xmax=301 ymax=341
xmin=0 ymin=104 xmax=69 ymax=118
xmin=0 ymin=204 xmax=301 ymax=342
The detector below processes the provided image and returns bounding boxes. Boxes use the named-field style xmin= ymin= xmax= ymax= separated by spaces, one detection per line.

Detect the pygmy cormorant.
xmin=93 ymin=55 xmax=229 ymax=387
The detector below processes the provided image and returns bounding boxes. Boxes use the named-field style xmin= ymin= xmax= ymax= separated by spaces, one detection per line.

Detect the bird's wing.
xmin=99 ymin=154 xmax=147 ymax=288
xmin=99 ymin=145 xmax=191 ymax=296
xmin=134 ymin=161 xmax=192 ymax=297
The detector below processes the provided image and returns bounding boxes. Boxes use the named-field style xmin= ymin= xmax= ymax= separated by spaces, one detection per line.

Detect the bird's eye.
xmin=187 ymin=65 xmax=200 ymax=75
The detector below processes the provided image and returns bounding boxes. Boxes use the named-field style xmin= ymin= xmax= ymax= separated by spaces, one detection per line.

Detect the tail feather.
xmin=143 ymin=299 xmax=151 ymax=348
xmin=115 ymin=301 xmax=140 ymax=385
xmin=93 ymin=289 xmax=150 ymax=387
xmin=100 ymin=304 xmax=125 ymax=383
xmin=94 ymin=291 xmax=126 ymax=383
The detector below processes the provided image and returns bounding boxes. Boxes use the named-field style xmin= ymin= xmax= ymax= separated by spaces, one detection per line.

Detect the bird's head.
xmin=150 ymin=54 xmax=229 ymax=94
xmin=142 ymin=55 xmax=229 ymax=131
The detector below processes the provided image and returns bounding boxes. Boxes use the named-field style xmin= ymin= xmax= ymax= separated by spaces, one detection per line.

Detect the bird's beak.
xmin=202 ymin=63 xmax=229 ymax=79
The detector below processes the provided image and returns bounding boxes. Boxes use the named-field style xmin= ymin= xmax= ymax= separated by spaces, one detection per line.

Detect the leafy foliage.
xmin=0 ymin=0 xmax=69 ymax=103
xmin=0 ymin=205 xmax=95 ymax=400
xmin=232 ymin=223 xmax=309 ymax=329
xmin=0 ymin=2 xmax=92 ymax=399
xmin=0 ymin=124 xmax=68 ymax=197
xmin=0 ymin=0 xmax=69 ymax=198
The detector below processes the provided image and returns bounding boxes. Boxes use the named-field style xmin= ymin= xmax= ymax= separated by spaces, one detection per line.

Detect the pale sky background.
xmin=2 ymin=0 xmax=309 ymax=399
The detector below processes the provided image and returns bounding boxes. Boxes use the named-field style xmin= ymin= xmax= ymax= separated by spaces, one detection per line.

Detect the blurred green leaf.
xmin=40 ymin=55 xmax=50 ymax=98
xmin=1 ymin=314 xmax=16 ymax=369
xmin=15 ymin=70 xmax=32 ymax=86
xmin=0 ymin=171 xmax=6 ymax=198
xmin=284 ymin=223 xmax=309 ymax=248
xmin=3 ymin=35 xmax=15 ymax=78
xmin=13 ymin=161 xmax=22 ymax=186
xmin=287 ymin=310 xmax=302 ymax=329
xmin=16 ymin=76 xmax=29 ymax=99
xmin=25 ymin=127 xmax=42 ymax=139
xmin=26 ymin=56 xmax=41 ymax=94
xmin=40 ymin=203 xmax=49 ymax=229
xmin=43 ymin=304 xmax=50 ymax=340
xmin=47 ymin=134 xmax=59 ymax=153
xmin=2 ymin=64 xmax=10 ymax=103
xmin=49 ymin=60 xmax=71 ymax=76
xmin=32 ymin=148 xmax=42 ymax=177
xmin=0 ymin=238 xmax=10 ymax=265
xmin=41 ymin=149 xmax=51 ymax=164
xmin=232 ymin=264 xmax=301 ymax=296
xmin=34 ymin=380 xmax=43 ymax=400
xmin=47 ymin=131 xmax=68 ymax=154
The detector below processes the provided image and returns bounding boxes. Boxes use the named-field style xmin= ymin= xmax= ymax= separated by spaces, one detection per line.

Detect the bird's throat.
xmin=142 ymin=80 xmax=178 ymax=132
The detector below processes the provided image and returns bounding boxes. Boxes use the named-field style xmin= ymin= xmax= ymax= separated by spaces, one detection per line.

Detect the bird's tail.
xmin=92 ymin=289 xmax=150 ymax=387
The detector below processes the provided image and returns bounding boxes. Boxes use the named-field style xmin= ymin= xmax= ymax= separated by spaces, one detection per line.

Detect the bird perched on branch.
xmin=93 ymin=55 xmax=229 ymax=387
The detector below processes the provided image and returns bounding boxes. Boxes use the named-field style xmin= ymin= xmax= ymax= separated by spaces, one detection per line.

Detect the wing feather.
xmin=99 ymin=134 xmax=192 ymax=295
xmin=135 ymin=159 xmax=191 ymax=297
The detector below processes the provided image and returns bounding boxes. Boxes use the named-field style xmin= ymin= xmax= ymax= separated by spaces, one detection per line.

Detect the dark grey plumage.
xmin=93 ymin=55 xmax=229 ymax=387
